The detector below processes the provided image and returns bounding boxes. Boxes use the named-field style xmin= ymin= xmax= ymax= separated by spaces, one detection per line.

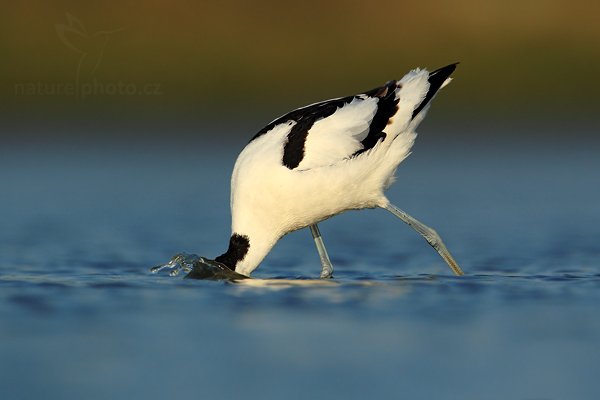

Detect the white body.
xmin=227 ymin=68 xmax=450 ymax=276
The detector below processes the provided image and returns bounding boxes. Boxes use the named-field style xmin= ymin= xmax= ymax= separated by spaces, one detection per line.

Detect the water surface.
xmin=1 ymin=127 xmax=599 ymax=399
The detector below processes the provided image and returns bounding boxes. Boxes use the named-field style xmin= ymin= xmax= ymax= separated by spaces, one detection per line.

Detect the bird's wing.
xmin=249 ymin=64 xmax=457 ymax=171
xmin=250 ymin=80 xmax=401 ymax=171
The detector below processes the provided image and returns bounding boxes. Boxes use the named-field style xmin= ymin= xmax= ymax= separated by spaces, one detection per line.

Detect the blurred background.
xmin=2 ymin=2 xmax=600 ymax=400
xmin=2 ymin=0 xmax=599 ymax=141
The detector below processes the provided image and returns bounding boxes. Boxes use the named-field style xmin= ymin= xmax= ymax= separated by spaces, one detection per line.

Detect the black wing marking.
xmin=249 ymin=80 xmax=402 ymax=170
xmin=249 ymin=95 xmax=355 ymax=143
xmin=281 ymin=96 xmax=356 ymax=169
xmin=249 ymin=95 xmax=356 ymax=169
xmin=354 ymin=80 xmax=399 ymax=156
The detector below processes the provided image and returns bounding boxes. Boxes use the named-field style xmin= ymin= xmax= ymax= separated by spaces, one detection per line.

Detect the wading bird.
xmin=156 ymin=64 xmax=464 ymax=279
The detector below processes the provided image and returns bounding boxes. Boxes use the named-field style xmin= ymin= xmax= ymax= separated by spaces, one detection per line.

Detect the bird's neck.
xmin=215 ymin=231 xmax=277 ymax=277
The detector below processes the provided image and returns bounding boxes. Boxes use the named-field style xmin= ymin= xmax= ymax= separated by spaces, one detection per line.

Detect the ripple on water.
xmin=8 ymin=294 xmax=54 ymax=315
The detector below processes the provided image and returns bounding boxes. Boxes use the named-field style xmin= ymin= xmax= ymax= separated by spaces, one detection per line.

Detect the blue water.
xmin=1 ymin=124 xmax=599 ymax=399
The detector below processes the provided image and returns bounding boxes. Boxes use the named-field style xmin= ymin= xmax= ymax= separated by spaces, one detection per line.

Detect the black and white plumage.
xmin=215 ymin=64 xmax=463 ymax=278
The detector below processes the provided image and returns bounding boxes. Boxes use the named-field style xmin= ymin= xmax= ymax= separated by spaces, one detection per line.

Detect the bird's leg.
xmin=383 ymin=203 xmax=464 ymax=276
xmin=309 ymin=224 xmax=334 ymax=279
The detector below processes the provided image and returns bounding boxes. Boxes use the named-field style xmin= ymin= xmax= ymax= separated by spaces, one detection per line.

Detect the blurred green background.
xmin=2 ymin=0 xmax=599 ymax=139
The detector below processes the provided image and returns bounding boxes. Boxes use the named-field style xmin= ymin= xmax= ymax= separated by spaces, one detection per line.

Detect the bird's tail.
xmin=389 ymin=63 xmax=457 ymax=134
xmin=411 ymin=63 xmax=457 ymax=119
xmin=375 ymin=64 xmax=457 ymax=188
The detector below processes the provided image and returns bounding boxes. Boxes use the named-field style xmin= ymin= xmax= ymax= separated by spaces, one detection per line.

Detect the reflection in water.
xmin=228 ymin=278 xmax=412 ymax=306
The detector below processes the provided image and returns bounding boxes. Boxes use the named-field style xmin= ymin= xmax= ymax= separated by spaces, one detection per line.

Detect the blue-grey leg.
xmin=384 ymin=203 xmax=464 ymax=276
xmin=309 ymin=224 xmax=334 ymax=278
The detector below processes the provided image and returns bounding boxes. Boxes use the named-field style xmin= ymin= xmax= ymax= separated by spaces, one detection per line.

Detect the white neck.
xmin=235 ymin=231 xmax=278 ymax=276
xmin=216 ymin=225 xmax=279 ymax=277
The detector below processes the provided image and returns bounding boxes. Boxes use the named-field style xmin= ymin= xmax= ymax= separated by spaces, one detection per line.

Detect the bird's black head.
xmin=184 ymin=256 xmax=247 ymax=281
xmin=214 ymin=233 xmax=250 ymax=271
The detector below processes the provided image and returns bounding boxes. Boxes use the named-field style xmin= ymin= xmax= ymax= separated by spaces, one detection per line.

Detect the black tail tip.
xmin=411 ymin=62 xmax=459 ymax=120
xmin=429 ymin=62 xmax=459 ymax=79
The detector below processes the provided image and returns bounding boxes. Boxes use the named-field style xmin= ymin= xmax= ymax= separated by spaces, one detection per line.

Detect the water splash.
xmin=151 ymin=253 xmax=248 ymax=281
